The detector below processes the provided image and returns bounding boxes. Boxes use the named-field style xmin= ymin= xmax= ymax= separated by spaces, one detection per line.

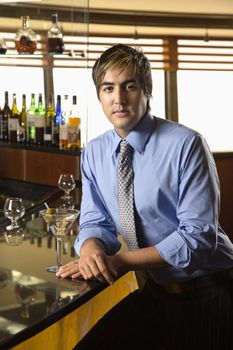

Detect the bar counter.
xmin=0 ymin=184 xmax=137 ymax=350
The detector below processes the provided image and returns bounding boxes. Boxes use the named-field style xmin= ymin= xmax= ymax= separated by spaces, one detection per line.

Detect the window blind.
xmin=178 ymin=39 xmax=233 ymax=70
xmin=1 ymin=31 xmax=233 ymax=71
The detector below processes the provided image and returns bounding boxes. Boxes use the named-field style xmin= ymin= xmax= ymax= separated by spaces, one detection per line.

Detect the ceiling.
xmin=91 ymin=0 xmax=233 ymax=14
xmin=102 ymin=0 xmax=227 ymax=15
xmin=1 ymin=0 xmax=231 ymax=15
xmin=0 ymin=0 xmax=233 ymax=38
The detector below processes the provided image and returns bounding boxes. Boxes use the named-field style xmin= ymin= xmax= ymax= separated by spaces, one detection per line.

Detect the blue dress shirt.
xmin=75 ymin=113 xmax=233 ymax=284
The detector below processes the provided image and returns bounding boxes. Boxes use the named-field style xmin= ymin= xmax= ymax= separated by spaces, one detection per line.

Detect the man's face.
xmin=98 ymin=67 xmax=148 ymax=138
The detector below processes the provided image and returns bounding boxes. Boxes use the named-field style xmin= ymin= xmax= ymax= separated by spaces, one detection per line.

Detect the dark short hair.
xmin=92 ymin=44 xmax=152 ymax=110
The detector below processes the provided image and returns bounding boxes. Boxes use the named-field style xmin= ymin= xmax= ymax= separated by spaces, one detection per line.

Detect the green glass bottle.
xmin=27 ymin=93 xmax=36 ymax=144
xmin=35 ymin=93 xmax=45 ymax=146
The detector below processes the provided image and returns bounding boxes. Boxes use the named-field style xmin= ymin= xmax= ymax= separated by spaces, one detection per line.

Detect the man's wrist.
xmin=81 ymin=237 xmax=107 ymax=252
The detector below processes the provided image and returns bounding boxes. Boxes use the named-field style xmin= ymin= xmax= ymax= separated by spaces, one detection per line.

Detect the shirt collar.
xmin=108 ymin=112 xmax=156 ymax=157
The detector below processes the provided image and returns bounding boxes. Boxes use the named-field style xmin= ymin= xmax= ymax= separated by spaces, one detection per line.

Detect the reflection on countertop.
xmin=0 ymin=209 xmax=104 ymax=349
xmin=0 ymin=264 xmax=101 ymax=346
xmin=0 ymin=179 xmax=98 ymax=349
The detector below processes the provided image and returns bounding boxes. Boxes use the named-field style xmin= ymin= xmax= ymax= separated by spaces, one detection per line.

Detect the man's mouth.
xmin=113 ymin=109 xmax=129 ymax=114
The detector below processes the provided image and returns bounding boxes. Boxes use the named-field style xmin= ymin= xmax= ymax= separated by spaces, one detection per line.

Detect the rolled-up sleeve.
xmin=156 ymin=134 xmax=220 ymax=273
xmin=74 ymin=147 xmax=121 ymax=256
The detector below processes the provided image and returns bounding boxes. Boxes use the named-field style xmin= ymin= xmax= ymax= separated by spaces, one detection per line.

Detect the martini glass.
xmin=41 ymin=208 xmax=79 ymax=273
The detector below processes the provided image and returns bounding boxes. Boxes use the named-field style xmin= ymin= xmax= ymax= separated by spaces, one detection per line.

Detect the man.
xmin=57 ymin=44 xmax=233 ymax=350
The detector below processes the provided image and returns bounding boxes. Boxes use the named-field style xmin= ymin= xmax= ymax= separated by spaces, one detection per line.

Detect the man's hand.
xmin=56 ymin=238 xmax=119 ymax=284
xmin=56 ymin=258 xmax=82 ymax=279
xmin=77 ymin=238 xmax=119 ymax=284
xmin=56 ymin=240 xmax=167 ymax=283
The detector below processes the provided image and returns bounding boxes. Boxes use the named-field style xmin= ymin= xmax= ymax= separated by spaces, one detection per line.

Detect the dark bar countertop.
xmin=0 ymin=182 xmax=107 ymax=349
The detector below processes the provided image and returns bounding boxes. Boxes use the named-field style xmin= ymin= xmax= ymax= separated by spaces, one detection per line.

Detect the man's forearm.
xmin=112 ymin=246 xmax=168 ymax=273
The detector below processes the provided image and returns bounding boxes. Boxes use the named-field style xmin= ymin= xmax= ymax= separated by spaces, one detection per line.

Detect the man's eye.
xmin=125 ymin=83 xmax=136 ymax=90
xmin=103 ymin=86 xmax=113 ymax=92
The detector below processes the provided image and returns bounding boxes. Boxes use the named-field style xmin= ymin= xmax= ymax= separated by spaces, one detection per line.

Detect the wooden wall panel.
xmin=215 ymin=156 xmax=233 ymax=241
xmin=0 ymin=147 xmax=25 ymax=181
xmin=25 ymin=150 xmax=80 ymax=186
xmin=0 ymin=146 xmax=80 ymax=187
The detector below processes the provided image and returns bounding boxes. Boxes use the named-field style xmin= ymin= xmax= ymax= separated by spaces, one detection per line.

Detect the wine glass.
xmin=4 ymin=197 xmax=25 ymax=231
xmin=41 ymin=208 xmax=79 ymax=273
xmin=58 ymin=174 xmax=76 ymax=199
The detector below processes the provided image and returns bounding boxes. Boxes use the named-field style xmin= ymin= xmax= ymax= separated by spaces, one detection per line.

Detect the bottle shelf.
xmin=0 ymin=51 xmax=85 ymax=58
xmin=0 ymin=51 xmax=88 ymax=68
xmin=0 ymin=141 xmax=81 ymax=156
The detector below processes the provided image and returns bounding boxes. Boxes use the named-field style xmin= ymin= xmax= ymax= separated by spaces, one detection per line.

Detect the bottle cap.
xmin=51 ymin=13 xmax=58 ymax=23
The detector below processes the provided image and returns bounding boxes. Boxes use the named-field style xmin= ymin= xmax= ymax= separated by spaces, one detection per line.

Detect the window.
xmin=177 ymin=39 xmax=233 ymax=152
xmin=0 ymin=66 xmax=44 ymax=110
xmin=151 ymin=70 xmax=165 ymax=119
xmin=178 ymin=70 xmax=233 ymax=152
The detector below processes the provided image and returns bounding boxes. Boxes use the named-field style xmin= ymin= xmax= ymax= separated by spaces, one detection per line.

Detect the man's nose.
xmin=114 ymin=88 xmax=126 ymax=105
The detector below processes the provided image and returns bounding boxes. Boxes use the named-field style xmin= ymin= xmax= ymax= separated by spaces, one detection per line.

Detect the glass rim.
xmin=40 ymin=208 xmax=80 ymax=216
xmin=4 ymin=197 xmax=23 ymax=201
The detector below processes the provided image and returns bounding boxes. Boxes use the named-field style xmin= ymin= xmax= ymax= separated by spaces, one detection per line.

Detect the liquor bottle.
xmin=18 ymin=94 xmax=27 ymax=143
xmin=0 ymin=38 xmax=7 ymax=54
xmin=52 ymin=94 xmax=61 ymax=147
xmin=1 ymin=91 xmax=11 ymax=142
xmin=47 ymin=13 xmax=64 ymax=54
xmin=67 ymin=95 xmax=81 ymax=150
xmin=9 ymin=93 xmax=20 ymax=143
xmin=27 ymin=93 xmax=36 ymax=144
xmin=0 ymin=106 xmax=2 ymax=140
xmin=44 ymin=95 xmax=55 ymax=147
xmin=59 ymin=95 xmax=69 ymax=150
xmin=15 ymin=16 xmax=37 ymax=54
xmin=35 ymin=93 xmax=45 ymax=146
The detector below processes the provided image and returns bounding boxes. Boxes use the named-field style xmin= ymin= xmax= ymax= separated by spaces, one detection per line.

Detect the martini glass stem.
xmin=56 ymin=238 xmax=62 ymax=269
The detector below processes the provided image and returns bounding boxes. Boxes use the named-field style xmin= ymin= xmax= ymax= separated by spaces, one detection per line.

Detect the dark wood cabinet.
xmin=214 ymin=154 xmax=233 ymax=241
xmin=0 ymin=144 xmax=81 ymax=186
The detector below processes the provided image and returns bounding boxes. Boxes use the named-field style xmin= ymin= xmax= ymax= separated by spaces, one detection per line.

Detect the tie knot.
xmin=119 ymin=140 xmax=133 ymax=159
